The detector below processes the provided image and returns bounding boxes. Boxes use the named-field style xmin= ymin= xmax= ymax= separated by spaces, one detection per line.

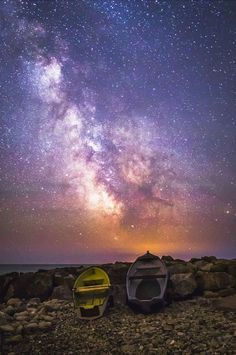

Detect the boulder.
xmin=112 ymin=284 xmax=126 ymax=305
xmin=0 ymin=273 xmax=18 ymax=302
xmin=103 ymin=262 xmax=130 ymax=284
xmin=194 ymin=260 xmax=210 ymax=270
xmin=203 ymin=291 xmax=220 ymax=298
xmin=198 ymin=263 xmax=214 ymax=272
xmin=201 ymin=256 xmax=217 ymax=263
xmin=4 ymin=272 xmax=53 ymax=301
xmin=217 ymin=288 xmax=235 ymax=297
xmin=174 ymin=259 xmax=185 ymax=263
xmin=161 ymin=256 xmax=174 ymax=263
xmin=210 ymin=260 xmax=229 ymax=272
xmin=227 ymin=260 xmax=236 ymax=277
xmin=212 ymin=294 xmax=236 ymax=312
xmin=196 ymin=271 xmax=233 ymax=291
xmin=64 ymin=275 xmax=75 ymax=288
xmin=53 ymin=273 xmax=64 ymax=285
xmin=168 ymin=262 xmax=194 ymax=275
xmin=51 ymin=285 xmax=72 ymax=300
xmin=170 ymin=273 xmax=197 ymax=299
xmin=54 ymin=272 xmax=75 ymax=289
xmin=190 ymin=258 xmax=201 ymax=263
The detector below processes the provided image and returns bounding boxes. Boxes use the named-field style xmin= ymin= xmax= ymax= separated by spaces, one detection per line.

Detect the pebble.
xmin=177 ymin=331 xmax=184 ymax=336
xmin=7 ymin=298 xmax=22 ymax=308
xmin=0 ymin=324 xmax=15 ymax=332
xmin=15 ymin=324 xmax=23 ymax=334
xmin=0 ymin=311 xmax=12 ymax=325
xmin=5 ymin=335 xmax=23 ymax=344
xmin=14 ymin=311 xmax=28 ymax=318
xmin=14 ymin=315 xmax=27 ymax=322
xmin=27 ymin=298 xmax=41 ymax=307
xmin=0 ymin=293 xmax=235 ymax=354
xmin=24 ymin=322 xmax=39 ymax=333
xmin=41 ymin=314 xmax=54 ymax=322
xmin=5 ymin=306 xmax=15 ymax=316
xmin=38 ymin=321 xmax=52 ymax=330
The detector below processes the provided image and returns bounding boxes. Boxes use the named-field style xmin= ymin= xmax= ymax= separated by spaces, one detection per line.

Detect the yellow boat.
xmin=73 ymin=266 xmax=112 ymax=320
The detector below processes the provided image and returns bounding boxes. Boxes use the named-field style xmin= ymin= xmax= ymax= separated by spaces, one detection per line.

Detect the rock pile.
xmin=0 ymin=257 xmax=235 ymax=354
xmin=0 ymin=298 xmax=58 ymax=345
xmin=0 ymin=297 xmax=235 ymax=354
xmin=0 ymin=257 xmax=235 ymax=304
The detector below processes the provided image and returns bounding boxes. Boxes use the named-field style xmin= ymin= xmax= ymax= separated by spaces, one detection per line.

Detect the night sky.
xmin=0 ymin=0 xmax=236 ymax=263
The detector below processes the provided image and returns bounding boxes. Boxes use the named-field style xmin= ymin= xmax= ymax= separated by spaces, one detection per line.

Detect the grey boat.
xmin=126 ymin=251 xmax=169 ymax=312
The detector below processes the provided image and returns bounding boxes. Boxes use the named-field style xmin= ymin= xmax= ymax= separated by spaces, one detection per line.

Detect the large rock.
xmin=103 ymin=262 xmax=130 ymax=284
xmin=212 ymin=294 xmax=236 ymax=312
xmin=217 ymin=288 xmax=236 ymax=297
xmin=54 ymin=272 xmax=75 ymax=289
xmin=198 ymin=263 xmax=214 ymax=272
xmin=170 ymin=273 xmax=197 ymax=299
xmin=227 ymin=260 xmax=236 ymax=277
xmin=203 ymin=290 xmax=220 ymax=298
xmin=112 ymin=284 xmax=126 ymax=305
xmin=168 ymin=262 xmax=195 ymax=275
xmin=190 ymin=258 xmax=201 ymax=263
xmin=196 ymin=271 xmax=233 ymax=291
xmin=4 ymin=272 xmax=53 ymax=301
xmin=193 ymin=260 xmax=210 ymax=270
xmin=227 ymin=260 xmax=236 ymax=288
xmin=161 ymin=256 xmax=174 ymax=263
xmin=210 ymin=260 xmax=229 ymax=272
xmin=51 ymin=285 xmax=72 ymax=300
xmin=201 ymin=256 xmax=217 ymax=263
xmin=0 ymin=273 xmax=18 ymax=302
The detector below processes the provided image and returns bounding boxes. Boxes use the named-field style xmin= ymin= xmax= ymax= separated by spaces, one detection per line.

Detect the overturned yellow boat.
xmin=73 ymin=266 xmax=113 ymax=320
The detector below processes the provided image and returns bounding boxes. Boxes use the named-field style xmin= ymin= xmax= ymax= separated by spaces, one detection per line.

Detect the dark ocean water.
xmin=0 ymin=264 xmax=85 ymax=275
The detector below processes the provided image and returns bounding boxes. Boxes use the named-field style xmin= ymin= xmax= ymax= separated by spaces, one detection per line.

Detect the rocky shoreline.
xmin=0 ymin=256 xmax=235 ymax=354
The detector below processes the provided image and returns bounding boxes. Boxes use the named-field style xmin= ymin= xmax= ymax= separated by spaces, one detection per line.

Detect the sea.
xmin=0 ymin=264 xmax=85 ymax=275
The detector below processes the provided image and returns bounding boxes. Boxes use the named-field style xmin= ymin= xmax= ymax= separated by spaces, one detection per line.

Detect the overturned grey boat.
xmin=126 ymin=251 xmax=169 ymax=312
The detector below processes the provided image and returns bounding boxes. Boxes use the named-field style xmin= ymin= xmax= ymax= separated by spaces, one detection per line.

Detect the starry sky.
xmin=0 ymin=0 xmax=236 ymax=263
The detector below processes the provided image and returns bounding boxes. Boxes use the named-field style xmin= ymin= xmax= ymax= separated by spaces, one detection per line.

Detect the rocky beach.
xmin=0 ymin=256 xmax=235 ymax=354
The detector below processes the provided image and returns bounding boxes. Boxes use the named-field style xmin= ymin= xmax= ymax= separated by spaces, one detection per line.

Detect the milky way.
xmin=0 ymin=0 xmax=236 ymax=263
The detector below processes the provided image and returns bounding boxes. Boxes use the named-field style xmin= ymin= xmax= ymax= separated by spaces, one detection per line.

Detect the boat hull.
xmin=126 ymin=252 xmax=168 ymax=312
xmin=73 ymin=266 xmax=112 ymax=320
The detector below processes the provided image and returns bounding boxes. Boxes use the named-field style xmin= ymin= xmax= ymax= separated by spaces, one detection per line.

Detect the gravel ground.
xmin=3 ymin=298 xmax=235 ymax=355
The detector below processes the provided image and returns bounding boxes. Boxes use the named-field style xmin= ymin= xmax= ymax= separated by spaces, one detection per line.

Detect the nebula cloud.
xmin=0 ymin=0 xmax=235 ymax=262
